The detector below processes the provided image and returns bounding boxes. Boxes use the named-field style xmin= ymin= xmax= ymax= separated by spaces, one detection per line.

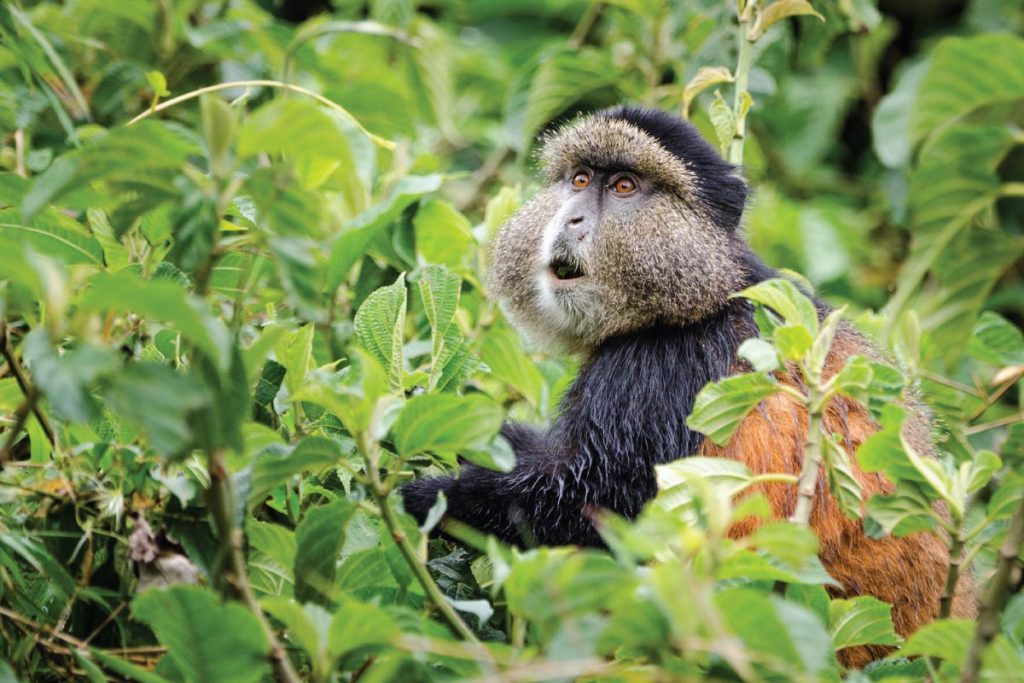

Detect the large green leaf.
xmin=237 ymin=98 xmax=354 ymax=161
xmin=294 ymin=500 xmax=354 ymax=606
xmin=326 ymin=596 xmax=399 ymax=659
xmin=354 ymin=273 xmax=407 ymax=392
xmin=413 ymin=200 xmax=473 ymax=267
xmin=21 ymin=120 xmax=195 ymax=220
xmin=392 ymin=392 xmax=503 ymax=461
xmin=886 ymin=123 xmax=1022 ymax=352
xmin=78 ymin=269 xmax=230 ymax=368
xmin=249 ymin=437 xmax=343 ymax=509
xmin=911 ymin=34 xmax=1024 ymax=146
xmin=686 ymin=373 xmax=781 ymax=446
xmin=716 ymin=589 xmax=833 ymax=676
xmin=131 ymin=586 xmax=270 ymax=683
xmin=898 ymin=618 xmax=974 ymax=667
xmin=327 ymin=174 xmax=443 ymax=287
xmin=0 ymin=208 xmax=104 ymax=266
xmin=828 ymin=596 xmax=901 ymax=650
xmin=734 ymin=278 xmax=819 ymax=335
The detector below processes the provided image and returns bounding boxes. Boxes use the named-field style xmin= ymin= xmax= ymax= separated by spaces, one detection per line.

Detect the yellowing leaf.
xmin=683 ymin=66 xmax=733 ymax=117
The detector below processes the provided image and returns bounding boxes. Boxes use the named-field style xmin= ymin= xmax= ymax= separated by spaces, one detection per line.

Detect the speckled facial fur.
xmin=489 ymin=105 xmax=752 ymax=352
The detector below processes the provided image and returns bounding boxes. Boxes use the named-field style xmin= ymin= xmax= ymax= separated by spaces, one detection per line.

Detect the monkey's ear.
xmin=699 ymin=169 xmax=748 ymax=232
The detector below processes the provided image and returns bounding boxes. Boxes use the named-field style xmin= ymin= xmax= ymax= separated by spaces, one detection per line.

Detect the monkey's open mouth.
xmin=549 ymin=258 xmax=586 ymax=281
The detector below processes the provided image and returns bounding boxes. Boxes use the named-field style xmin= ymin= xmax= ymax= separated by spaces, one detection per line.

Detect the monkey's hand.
xmin=399 ymin=476 xmax=454 ymax=525
xmin=397 ymin=423 xmax=608 ymax=547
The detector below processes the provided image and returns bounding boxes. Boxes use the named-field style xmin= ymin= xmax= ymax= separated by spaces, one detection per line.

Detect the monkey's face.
xmin=490 ymin=109 xmax=748 ymax=352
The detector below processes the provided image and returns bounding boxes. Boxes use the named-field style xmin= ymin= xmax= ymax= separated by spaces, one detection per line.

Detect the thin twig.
xmin=1 ymin=324 xmax=57 ymax=448
xmin=206 ymin=450 xmax=301 ymax=683
xmin=568 ymin=2 xmax=604 ymax=49
xmin=959 ymin=494 xmax=1024 ymax=683
xmin=125 ymin=79 xmax=393 ymax=149
xmin=965 ymin=413 xmax=1023 ymax=435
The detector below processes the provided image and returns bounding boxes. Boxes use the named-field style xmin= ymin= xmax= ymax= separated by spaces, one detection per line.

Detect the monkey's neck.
xmin=552 ymin=299 xmax=758 ymax=475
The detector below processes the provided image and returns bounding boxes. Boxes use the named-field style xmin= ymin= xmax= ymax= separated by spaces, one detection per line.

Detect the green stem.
xmin=939 ymin=533 xmax=965 ymax=619
xmin=1 ymin=323 xmax=56 ymax=449
xmin=206 ymin=450 xmax=301 ymax=683
xmin=370 ymin=473 xmax=481 ymax=645
xmin=959 ymin=495 xmax=1024 ymax=683
xmin=728 ymin=3 xmax=756 ymax=165
xmin=362 ymin=435 xmax=482 ymax=648
xmin=790 ymin=389 xmax=824 ymax=526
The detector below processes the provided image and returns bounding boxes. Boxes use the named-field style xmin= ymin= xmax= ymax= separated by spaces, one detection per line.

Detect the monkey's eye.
xmin=570 ymin=170 xmax=591 ymax=189
xmin=610 ymin=174 xmax=639 ymax=196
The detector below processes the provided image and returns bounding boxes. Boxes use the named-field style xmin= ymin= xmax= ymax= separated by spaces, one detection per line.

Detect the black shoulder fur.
xmin=400 ymin=299 xmax=760 ymax=547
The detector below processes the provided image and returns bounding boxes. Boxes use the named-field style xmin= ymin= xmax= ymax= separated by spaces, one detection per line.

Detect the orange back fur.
xmin=698 ymin=329 xmax=975 ymax=667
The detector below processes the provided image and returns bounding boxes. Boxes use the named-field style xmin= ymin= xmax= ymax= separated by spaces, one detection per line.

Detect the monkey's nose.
xmin=564 ymin=217 xmax=589 ymax=241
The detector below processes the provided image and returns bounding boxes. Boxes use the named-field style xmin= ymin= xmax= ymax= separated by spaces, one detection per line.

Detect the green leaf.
xmin=822 ymin=434 xmax=863 ymax=520
xmin=78 ymin=270 xmax=230 ymax=369
xmin=145 ymin=70 xmax=170 ymax=97
xmin=0 ymin=207 xmax=104 ymax=266
xmin=102 ymin=363 xmax=210 ymax=458
xmin=709 ymin=91 xmax=736 ymax=153
xmin=326 ymin=596 xmax=398 ymax=658
xmin=90 ymin=649 xmax=172 ymax=683
xmin=506 ymin=47 xmax=623 ymax=152
xmin=898 ymin=618 xmax=974 ymax=666
xmin=413 ymin=200 xmax=473 ymax=267
xmin=261 ymin=599 xmax=332 ymax=677
xmin=967 ymin=450 xmax=1002 ymax=494
xmin=737 ymin=338 xmax=781 ymax=373
xmin=774 ymin=324 xmax=814 ymax=362
xmin=22 ymin=331 xmax=119 ymax=422
xmin=200 ymin=94 xmax=235 ymax=178
xmin=86 ymin=209 xmax=130 ymax=270
xmin=966 ymin=311 xmax=1024 ymax=367
xmin=131 ymin=586 xmax=270 ymax=683
xmin=752 ymin=0 xmax=825 ymax=40
xmin=294 ymin=500 xmax=354 ymax=606
xmin=417 ymin=265 xmax=463 ymax=389
xmin=268 ymin=237 xmax=325 ymax=323
xmin=294 ymin=350 xmax=389 ymax=437
xmin=829 ymin=596 xmax=901 ymax=650
xmin=716 ymin=589 xmax=832 ymax=675
xmin=829 ymin=355 xmax=874 ymax=404
xmin=717 ymin=548 xmax=838 ymax=587
xmin=392 ymin=393 xmax=503 ymax=461
xmin=857 ymin=404 xmax=955 ymax=514
xmin=807 ymin=308 xmax=846 ymax=380
xmin=237 ymin=98 xmax=354 ymax=161
xmin=273 ymin=324 xmax=315 ymax=399
xmin=479 ymin=326 xmax=545 ymax=407
xmin=871 ymin=60 xmax=929 ymax=169
xmin=249 ymin=437 xmax=342 ymax=509
xmin=656 ymin=456 xmax=757 ymax=499
xmin=864 ymin=485 xmax=938 ymax=538
xmin=686 ymin=373 xmax=781 ymax=446
xmin=735 ymin=278 xmax=819 ymax=336
xmin=911 ymin=34 xmax=1024 ymax=147
xmin=354 ymin=273 xmax=407 ymax=393
xmin=327 ymin=174 xmax=443 ymax=287
xmin=683 ymin=66 xmax=733 ymax=117
xmin=460 ymin=434 xmax=517 ymax=473
xmin=22 ymin=120 xmax=195 ymax=221
xmin=750 ymin=522 xmax=819 ymax=568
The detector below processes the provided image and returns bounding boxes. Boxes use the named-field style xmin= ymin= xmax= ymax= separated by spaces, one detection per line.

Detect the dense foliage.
xmin=0 ymin=0 xmax=1022 ymax=681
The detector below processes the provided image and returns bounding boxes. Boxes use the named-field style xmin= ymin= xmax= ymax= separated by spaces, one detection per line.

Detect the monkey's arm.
xmin=400 ymin=423 xmax=613 ymax=547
